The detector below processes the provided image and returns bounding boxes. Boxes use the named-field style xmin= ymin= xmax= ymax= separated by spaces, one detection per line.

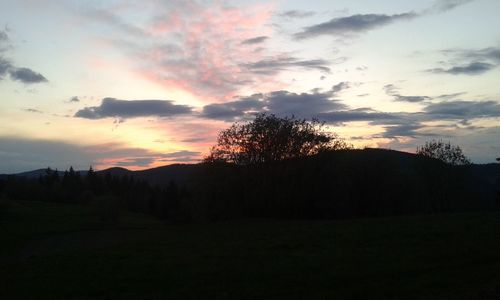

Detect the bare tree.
xmin=204 ymin=113 xmax=351 ymax=164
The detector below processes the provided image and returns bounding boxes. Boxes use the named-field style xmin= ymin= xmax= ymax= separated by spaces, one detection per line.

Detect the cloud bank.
xmin=75 ymin=98 xmax=193 ymax=120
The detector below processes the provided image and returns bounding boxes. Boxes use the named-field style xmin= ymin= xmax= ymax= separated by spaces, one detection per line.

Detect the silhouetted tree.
xmin=204 ymin=113 xmax=351 ymax=164
xmin=416 ymin=140 xmax=471 ymax=165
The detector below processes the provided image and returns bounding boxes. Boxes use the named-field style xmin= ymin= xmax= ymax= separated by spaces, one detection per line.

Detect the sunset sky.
xmin=1 ymin=0 xmax=499 ymax=173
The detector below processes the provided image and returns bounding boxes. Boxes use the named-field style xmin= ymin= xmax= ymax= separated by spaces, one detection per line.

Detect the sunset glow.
xmin=1 ymin=0 xmax=500 ymax=172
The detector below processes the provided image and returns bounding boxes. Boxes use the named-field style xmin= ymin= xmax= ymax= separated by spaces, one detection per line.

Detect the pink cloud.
xmin=134 ymin=1 xmax=277 ymax=101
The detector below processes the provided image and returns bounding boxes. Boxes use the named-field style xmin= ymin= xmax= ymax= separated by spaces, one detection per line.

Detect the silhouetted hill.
xmin=2 ymin=149 xmax=498 ymax=220
xmin=97 ymin=167 xmax=133 ymax=177
xmin=185 ymin=148 xmax=500 ymax=219
xmin=97 ymin=164 xmax=200 ymax=186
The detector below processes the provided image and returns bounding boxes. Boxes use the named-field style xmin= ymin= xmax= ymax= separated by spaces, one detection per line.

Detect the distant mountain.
xmin=0 ymin=168 xmax=88 ymax=179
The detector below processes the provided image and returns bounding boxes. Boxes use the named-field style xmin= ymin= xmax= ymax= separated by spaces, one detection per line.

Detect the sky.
xmin=1 ymin=0 xmax=500 ymax=173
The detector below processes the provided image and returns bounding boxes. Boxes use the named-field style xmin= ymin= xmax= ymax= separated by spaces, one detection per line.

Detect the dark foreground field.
xmin=1 ymin=200 xmax=500 ymax=299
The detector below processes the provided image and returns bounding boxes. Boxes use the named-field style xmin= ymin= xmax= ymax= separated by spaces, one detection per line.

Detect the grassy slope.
xmin=1 ymin=200 xmax=500 ymax=299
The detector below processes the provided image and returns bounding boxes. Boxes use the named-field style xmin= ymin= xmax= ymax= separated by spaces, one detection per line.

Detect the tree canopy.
xmin=204 ymin=113 xmax=350 ymax=165
xmin=416 ymin=139 xmax=471 ymax=166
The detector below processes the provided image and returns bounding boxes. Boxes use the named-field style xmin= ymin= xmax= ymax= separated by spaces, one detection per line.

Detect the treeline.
xmin=1 ymin=149 xmax=499 ymax=222
xmin=0 ymin=167 xmax=186 ymax=221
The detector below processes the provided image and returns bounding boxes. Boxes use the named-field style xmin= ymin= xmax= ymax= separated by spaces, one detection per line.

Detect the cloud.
xmin=9 ymin=67 xmax=48 ymax=84
xmin=241 ymin=36 xmax=269 ymax=45
xmin=74 ymin=98 xmax=193 ymax=120
xmin=22 ymin=108 xmax=43 ymax=113
xmin=202 ymin=96 xmax=264 ymax=120
xmin=74 ymin=2 xmax=340 ymax=100
xmin=423 ymin=100 xmax=500 ymax=119
xmin=317 ymin=108 xmax=401 ymax=124
xmin=331 ymin=81 xmax=350 ymax=94
xmin=0 ymin=29 xmax=48 ymax=84
xmin=80 ymin=8 xmax=145 ymax=37
xmin=0 ymin=29 xmax=10 ymax=53
xmin=426 ymin=0 xmax=475 ymax=13
xmin=293 ymin=1 xmax=473 ymax=40
xmin=394 ymin=95 xmax=432 ymax=103
xmin=69 ymin=96 xmax=80 ymax=102
xmin=435 ymin=92 xmax=466 ymax=100
xmin=382 ymin=123 xmax=425 ymax=138
xmin=279 ymin=10 xmax=315 ymax=18
xmin=294 ymin=12 xmax=417 ymax=39
xmin=116 ymin=157 xmax=155 ymax=167
xmin=89 ymin=1 xmax=278 ymax=100
xmin=383 ymin=83 xmax=432 ymax=102
xmin=0 ymin=57 xmax=11 ymax=79
xmin=427 ymin=46 xmax=500 ymax=76
xmin=202 ymin=88 xmax=347 ymax=121
xmin=244 ymin=56 xmax=332 ymax=74
xmin=428 ymin=62 xmax=495 ymax=75
xmin=475 ymin=47 xmax=500 ymax=63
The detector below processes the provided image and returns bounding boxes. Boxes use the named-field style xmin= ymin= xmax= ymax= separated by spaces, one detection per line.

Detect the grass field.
xmin=1 ymin=200 xmax=500 ymax=299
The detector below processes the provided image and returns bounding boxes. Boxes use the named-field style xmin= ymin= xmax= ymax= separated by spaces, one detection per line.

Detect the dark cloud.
xmin=241 ymin=36 xmax=269 ymax=45
xmin=69 ymin=96 xmax=80 ymax=102
xmin=394 ymin=95 xmax=432 ymax=103
xmin=244 ymin=56 xmax=332 ymax=74
xmin=384 ymin=83 xmax=432 ymax=102
xmin=294 ymin=1 xmax=473 ymax=40
xmin=331 ymin=82 xmax=350 ymax=94
xmin=428 ymin=62 xmax=495 ymax=75
xmin=74 ymin=98 xmax=193 ymax=120
xmin=279 ymin=10 xmax=315 ymax=18
xmin=475 ymin=47 xmax=500 ymax=63
xmin=294 ymin=12 xmax=417 ymax=39
xmin=0 ymin=29 xmax=48 ymax=84
xmin=0 ymin=57 xmax=11 ymax=79
xmin=424 ymin=100 xmax=500 ymax=119
xmin=9 ymin=67 xmax=48 ymax=84
xmin=202 ymin=96 xmax=264 ymax=120
xmin=22 ymin=108 xmax=43 ymax=113
xmin=202 ymin=89 xmax=347 ymax=121
xmin=435 ymin=92 xmax=466 ymax=100
xmin=317 ymin=108 xmax=401 ymax=124
xmin=426 ymin=0 xmax=475 ymax=13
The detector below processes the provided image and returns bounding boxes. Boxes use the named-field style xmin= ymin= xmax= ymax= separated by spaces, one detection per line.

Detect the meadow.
xmin=1 ymin=199 xmax=500 ymax=299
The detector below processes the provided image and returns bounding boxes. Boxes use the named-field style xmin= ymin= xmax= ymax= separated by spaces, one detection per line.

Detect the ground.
xmin=1 ymin=200 xmax=500 ymax=299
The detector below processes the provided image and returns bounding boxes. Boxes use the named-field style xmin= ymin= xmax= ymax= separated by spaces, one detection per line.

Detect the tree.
xmin=204 ymin=113 xmax=351 ymax=165
xmin=416 ymin=139 xmax=471 ymax=165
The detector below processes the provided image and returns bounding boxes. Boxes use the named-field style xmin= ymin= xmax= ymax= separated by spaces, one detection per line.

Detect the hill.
xmin=2 ymin=149 xmax=498 ymax=220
